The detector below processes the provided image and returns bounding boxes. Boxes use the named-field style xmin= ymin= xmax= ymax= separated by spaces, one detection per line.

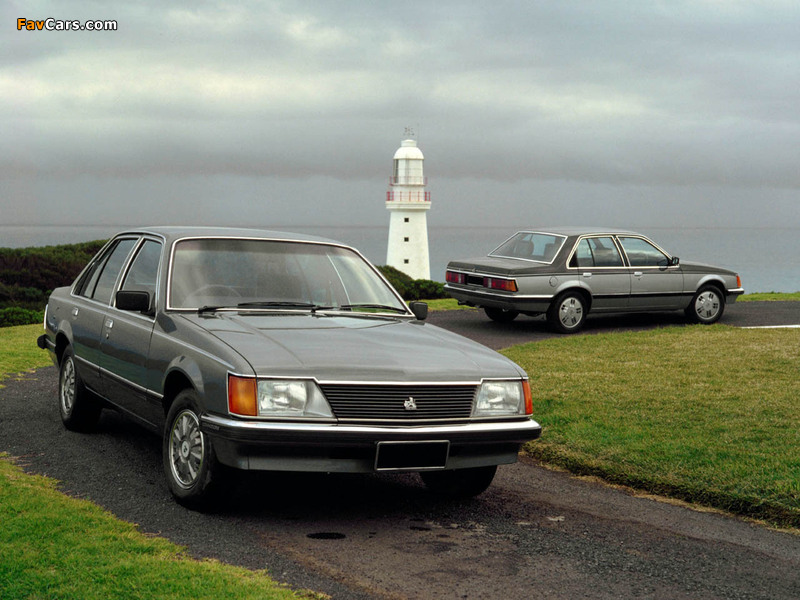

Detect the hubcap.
xmin=695 ymin=291 xmax=720 ymax=320
xmin=169 ymin=410 xmax=204 ymax=489
xmin=559 ymin=297 xmax=583 ymax=328
xmin=60 ymin=358 xmax=76 ymax=416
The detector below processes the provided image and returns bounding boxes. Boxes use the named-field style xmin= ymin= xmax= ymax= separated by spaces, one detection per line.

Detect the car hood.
xmin=182 ymin=313 xmax=524 ymax=382
xmin=447 ymin=256 xmax=556 ymax=276
xmin=679 ymin=260 xmax=736 ymax=276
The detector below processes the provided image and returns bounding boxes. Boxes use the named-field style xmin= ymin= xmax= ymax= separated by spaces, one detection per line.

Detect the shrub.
xmin=376 ymin=265 xmax=447 ymax=301
xmin=0 ymin=307 xmax=44 ymax=328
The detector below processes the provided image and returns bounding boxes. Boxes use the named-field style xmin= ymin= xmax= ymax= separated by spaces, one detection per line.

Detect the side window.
xmin=120 ymin=240 xmax=162 ymax=298
xmin=91 ymin=238 xmax=137 ymax=305
xmin=618 ymin=237 xmax=669 ymax=267
xmin=570 ymin=237 xmax=623 ymax=268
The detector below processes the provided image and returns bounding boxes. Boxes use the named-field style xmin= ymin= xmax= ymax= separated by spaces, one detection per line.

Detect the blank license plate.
xmin=375 ymin=441 xmax=450 ymax=471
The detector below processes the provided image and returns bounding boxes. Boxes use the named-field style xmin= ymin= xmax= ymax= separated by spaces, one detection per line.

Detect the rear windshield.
xmin=489 ymin=232 xmax=566 ymax=263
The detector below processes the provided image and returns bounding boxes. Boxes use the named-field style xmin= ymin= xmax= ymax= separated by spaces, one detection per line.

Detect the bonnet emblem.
xmin=404 ymin=397 xmax=418 ymax=411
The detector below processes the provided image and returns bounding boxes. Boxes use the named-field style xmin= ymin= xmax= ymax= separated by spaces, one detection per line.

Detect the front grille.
xmin=319 ymin=384 xmax=478 ymax=423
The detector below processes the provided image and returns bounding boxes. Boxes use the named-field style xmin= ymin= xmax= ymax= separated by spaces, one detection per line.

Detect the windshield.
xmin=489 ymin=232 xmax=566 ymax=263
xmin=168 ymin=238 xmax=408 ymax=313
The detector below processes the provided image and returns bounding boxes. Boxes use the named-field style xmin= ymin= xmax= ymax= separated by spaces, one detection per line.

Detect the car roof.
xmin=512 ymin=227 xmax=642 ymax=237
xmin=113 ymin=226 xmax=346 ymax=247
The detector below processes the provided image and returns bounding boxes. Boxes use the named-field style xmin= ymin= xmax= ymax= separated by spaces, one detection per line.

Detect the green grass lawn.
xmin=503 ymin=325 xmax=800 ymax=528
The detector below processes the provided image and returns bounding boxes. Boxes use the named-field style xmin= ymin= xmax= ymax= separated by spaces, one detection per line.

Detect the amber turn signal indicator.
xmin=228 ymin=375 xmax=257 ymax=416
xmin=522 ymin=380 xmax=533 ymax=415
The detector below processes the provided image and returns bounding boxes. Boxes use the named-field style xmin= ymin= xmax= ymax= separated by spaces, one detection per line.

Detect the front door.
xmin=98 ymin=238 xmax=163 ymax=428
xmin=617 ymin=236 xmax=685 ymax=310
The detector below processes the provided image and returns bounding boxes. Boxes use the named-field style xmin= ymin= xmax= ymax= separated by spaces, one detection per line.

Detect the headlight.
xmin=473 ymin=380 xmax=532 ymax=417
xmin=228 ymin=376 xmax=334 ymax=418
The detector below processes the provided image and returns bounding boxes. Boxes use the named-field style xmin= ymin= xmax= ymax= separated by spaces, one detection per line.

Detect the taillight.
xmin=446 ymin=270 xmax=466 ymax=284
xmin=736 ymin=274 xmax=742 ymax=288
xmin=483 ymin=277 xmax=518 ymax=292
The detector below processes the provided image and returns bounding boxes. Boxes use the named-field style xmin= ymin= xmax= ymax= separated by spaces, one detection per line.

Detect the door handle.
xmin=104 ymin=319 xmax=113 ymax=339
xmin=634 ymin=271 xmax=643 ymax=278
xmin=71 ymin=307 xmax=79 ymax=318
xmin=582 ymin=272 xmax=592 ymax=278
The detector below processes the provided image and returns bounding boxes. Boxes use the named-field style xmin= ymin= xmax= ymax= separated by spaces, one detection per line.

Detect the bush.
xmin=0 ymin=307 xmax=44 ymax=328
xmin=376 ymin=265 xmax=447 ymax=301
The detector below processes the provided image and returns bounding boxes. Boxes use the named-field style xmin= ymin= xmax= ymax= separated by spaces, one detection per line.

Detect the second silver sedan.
xmin=445 ymin=228 xmax=744 ymax=333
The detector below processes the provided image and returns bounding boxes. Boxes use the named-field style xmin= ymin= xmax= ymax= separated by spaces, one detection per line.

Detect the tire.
xmin=419 ymin=465 xmax=497 ymax=498
xmin=163 ymin=389 xmax=222 ymax=509
xmin=58 ymin=346 xmax=102 ymax=431
xmin=484 ymin=307 xmax=519 ymax=323
xmin=547 ymin=291 xmax=587 ymax=334
xmin=686 ymin=285 xmax=725 ymax=324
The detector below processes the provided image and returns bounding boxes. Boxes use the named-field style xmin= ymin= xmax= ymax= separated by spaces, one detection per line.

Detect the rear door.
xmin=69 ymin=237 xmax=138 ymax=393
xmin=567 ymin=236 xmax=631 ymax=311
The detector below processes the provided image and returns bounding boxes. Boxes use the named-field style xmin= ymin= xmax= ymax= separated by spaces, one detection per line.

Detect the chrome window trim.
xmin=488 ymin=231 xmax=568 ymax=265
xmin=615 ymin=234 xmax=677 ymax=269
xmin=70 ymin=236 xmax=141 ymax=304
xmin=113 ymin=234 xmax=166 ymax=321
xmin=165 ymin=235 xmax=412 ymax=316
xmin=565 ymin=234 xmax=627 ymax=271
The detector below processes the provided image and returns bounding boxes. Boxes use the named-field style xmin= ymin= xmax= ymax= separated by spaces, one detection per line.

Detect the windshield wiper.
xmin=331 ymin=303 xmax=409 ymax=314
xmin=237 ymin=301 xmax=318 ymax=310
xmin=197 ymin=305 xmax=232 ymax=314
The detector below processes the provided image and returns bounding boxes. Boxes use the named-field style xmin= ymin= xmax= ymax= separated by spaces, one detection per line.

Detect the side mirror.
xmin=116 ymin=290 xmax=152 ymax=314
xmin=670 ymin=256 xmax=680 ymax=266
xmin=409 ymin=301 xmax=428 ymax=321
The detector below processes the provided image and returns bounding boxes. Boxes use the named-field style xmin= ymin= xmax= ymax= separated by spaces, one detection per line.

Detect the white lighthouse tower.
xmin=385 ymin=134 xmax=431 ymax=280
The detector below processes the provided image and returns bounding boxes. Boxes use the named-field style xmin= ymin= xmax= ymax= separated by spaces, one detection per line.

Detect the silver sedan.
xmin=445 ymin=228 xmax=744 ymax=333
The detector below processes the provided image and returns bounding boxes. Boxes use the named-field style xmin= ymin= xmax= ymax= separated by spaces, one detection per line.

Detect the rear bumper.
xmin=444 ymin=284 xmax=551 ymax=313
xmin=201 ymin=415 xmax=541 ymax=473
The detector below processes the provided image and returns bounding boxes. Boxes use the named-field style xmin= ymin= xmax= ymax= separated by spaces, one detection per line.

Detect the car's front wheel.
xmin=686 ymin=285 xmax=725 ymax=324
xmin=58 ymin=346 xmax=102 ymax=431
xmin=419 ymin=465 xmax=497 ymax=498
xmin=484 ymin=307 xmax=519 ymax=322
xmin=163 ymin=390 xmax=222 ymax=509
xmin=547 ymin=291 xmax=587 ymax=333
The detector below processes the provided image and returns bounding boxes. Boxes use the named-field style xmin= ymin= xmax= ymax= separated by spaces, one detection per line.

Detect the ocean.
xmin=1 ymin=224 xmax=798 ymax=293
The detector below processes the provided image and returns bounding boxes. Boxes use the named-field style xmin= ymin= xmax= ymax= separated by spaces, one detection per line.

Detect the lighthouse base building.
xmin=385 ymin=138 xmax=431 ymax=280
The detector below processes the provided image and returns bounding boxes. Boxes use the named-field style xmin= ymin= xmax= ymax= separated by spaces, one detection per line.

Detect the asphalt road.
xmin=427 ymin=299 xmax=800 ymax=350
xmin=2 ymin=302 xmax=799 ymax=599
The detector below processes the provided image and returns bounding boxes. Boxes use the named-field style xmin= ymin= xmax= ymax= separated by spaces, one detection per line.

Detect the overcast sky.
xmin=3 ymin=0 xmax=799 ymax=232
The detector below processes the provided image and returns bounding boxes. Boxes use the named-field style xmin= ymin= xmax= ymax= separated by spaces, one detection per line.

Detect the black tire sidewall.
xmin=59 ymin=346 xmax=100 ymax=430
xmin=162 ymin=389 xmax=219 ymax=507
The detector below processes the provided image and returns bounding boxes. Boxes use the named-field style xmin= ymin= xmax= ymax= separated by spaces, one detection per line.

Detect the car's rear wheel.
xmin=484 ymin=307 xmax=519 ymax=322
xmin=163 ymin=390 xmax=222 ymax=509
xmin=419 ymin=465 xmax=497 ymax=498
xmin=58 ymin=346 xmax=102 ymax=431
xmin=547 ymin=291 xmax=587 ymax=333
xmin=686 ymin=285 xmax=725 ymax=324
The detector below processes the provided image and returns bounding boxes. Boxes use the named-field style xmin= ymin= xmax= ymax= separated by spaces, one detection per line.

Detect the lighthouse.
xmin=385 ymin=135 xmax=431 ymax=280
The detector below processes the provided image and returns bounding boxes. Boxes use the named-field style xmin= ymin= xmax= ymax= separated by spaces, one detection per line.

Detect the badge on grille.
xmin=404 ymin=397 xmax=417 ymax=411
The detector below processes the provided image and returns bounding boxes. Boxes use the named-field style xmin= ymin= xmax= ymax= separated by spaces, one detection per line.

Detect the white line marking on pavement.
xmin=742 ymin=325 xmax=800 ymax=329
